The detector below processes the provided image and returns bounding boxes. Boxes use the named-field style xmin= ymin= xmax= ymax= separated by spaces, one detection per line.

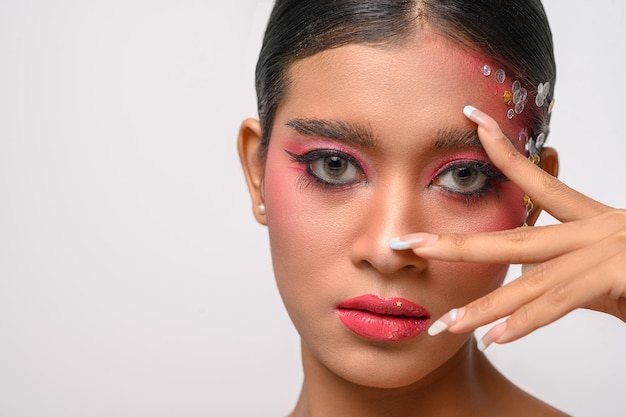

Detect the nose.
xmin=350 ymin=178 xmax=428 ymax=275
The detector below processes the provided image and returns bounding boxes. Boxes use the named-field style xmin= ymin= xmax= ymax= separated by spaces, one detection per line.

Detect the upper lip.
xmin=337 ymin=294 xmax=430 ymax=318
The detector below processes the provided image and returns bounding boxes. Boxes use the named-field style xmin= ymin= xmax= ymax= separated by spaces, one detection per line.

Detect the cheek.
xmin=439 ymin=261 xmax=508 ymax=310
xmin=479 ymin=183 xmax=527 ymax=231
xmin=262 ymin=152 xmax=353 ymax=327
xmin=263 ymin=151 xmax=347 ymax=273
xmin=263 ymin=158 xmax=312 ymax=307
xmin=263 ymin=156 xmax=304 ymax=249
xmin=263 ymin=160 xmax=293 ymax=225
xmin=425 ymin=184 xmax=524 ymax=305
xmin=431 ymin=182 xmax=526 ymax=235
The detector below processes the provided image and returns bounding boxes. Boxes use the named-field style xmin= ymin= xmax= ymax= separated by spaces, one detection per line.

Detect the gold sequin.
xmin=503 ymin=91 xmax=513 ymax=105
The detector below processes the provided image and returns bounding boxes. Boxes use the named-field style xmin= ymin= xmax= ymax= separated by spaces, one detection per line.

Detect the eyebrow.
xmin=433 ymin=128 xmax=483 ymax=151
xmin=285 ymin=118 xmax=376 ymax=148
xmin=286 ymin=119 xmax=483 ymax=152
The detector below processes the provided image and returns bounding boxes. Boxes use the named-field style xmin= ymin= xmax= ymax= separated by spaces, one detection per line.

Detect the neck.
xmin=289 ymin=338 xmax=522 ymax=417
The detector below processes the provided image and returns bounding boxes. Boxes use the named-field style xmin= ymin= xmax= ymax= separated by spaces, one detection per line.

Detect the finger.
xmin=463 ymin=105 xmax=610 ymax=222
xmin=390 ymin=210 xmax=625 ymax=264
xmin=441 ymin=231 xmax=624 ymax=337
xmin=481 ymin=246 xmax=622 ymax=348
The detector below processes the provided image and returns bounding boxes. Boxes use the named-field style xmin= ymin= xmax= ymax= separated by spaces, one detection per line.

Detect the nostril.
xmin=355 ymin=242 xmax=428 ymax=276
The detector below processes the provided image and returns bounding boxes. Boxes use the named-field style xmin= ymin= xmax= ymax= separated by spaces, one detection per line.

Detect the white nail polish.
xmin=477 ymin=337 xmax=489 ymax=352
xmin=428 ymin=319 xmax=449 ymax=336
xmin=477 ymin=321 xmax=506 ymax=352
xmin=463 ymin=105 xmax=477 ymax=118
xmin=389 ymin=237 xmax=411 ymax=250
xmin=428 ymin=308 xmax=458 ymax=336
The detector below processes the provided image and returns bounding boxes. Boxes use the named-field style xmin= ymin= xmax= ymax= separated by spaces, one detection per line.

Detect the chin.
xmin=308 ymin=332 xmax=473 ymax=390
xmin=345 ymin=368 xmax=433 ymax=390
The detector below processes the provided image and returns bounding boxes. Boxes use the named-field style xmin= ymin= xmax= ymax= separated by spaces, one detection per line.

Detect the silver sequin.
xmin=536 ymin=133 xmax=546 ymax=148
xmin=507 ymin=109 xmax=515 ymax=120
xmin=535 ymin=82 xmax=550 ymax=107
xmin=520 ymin=88 xmax=528 ymax=103
xmin=495 ymin=69 xmax=506 ymax=84
xmin=535 ymin=94 xmax=545 ymax=107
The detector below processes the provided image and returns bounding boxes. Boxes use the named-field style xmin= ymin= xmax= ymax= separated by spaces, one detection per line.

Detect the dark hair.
xmin=255 ymin=0 xmax=555 ymax=159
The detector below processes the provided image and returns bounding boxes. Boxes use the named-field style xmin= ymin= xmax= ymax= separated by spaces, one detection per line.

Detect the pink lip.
xmin=336 ymin=294 xmax=431 ymax=342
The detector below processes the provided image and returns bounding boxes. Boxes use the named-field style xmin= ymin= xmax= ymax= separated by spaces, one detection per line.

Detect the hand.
xmin=390 ymin=105 xmax=626 ymax=351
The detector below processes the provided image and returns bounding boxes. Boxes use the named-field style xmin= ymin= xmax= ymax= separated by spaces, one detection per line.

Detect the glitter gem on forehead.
xmin=482 ymin=67 xmax=524 ymax=121
xmin=494 ymin=69 xmax=506 ymax=83
xmin=481 ymin=65 xmax=554 ymax=159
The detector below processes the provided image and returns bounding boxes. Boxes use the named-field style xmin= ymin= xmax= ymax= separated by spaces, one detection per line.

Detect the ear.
xmin=526 ymin=146 xmax=559 ymax=226
xmin=238 ymin=118 xmax=268 ymax=226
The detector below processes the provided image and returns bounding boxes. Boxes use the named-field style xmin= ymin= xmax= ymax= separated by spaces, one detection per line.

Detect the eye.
xmin=430 ymin=160 xmax=507 ymax=197
xmin=310 ymin=154 xmax=362 ymax=184
xmin=433 ymin=164 xmax=488 ymax=192
xmin=286 ymin=149 xmax=366 ymax=187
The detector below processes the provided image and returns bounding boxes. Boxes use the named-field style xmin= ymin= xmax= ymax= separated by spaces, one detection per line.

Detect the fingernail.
xmin=427 ymin=319 xmax=449 ymax=336
xmin=463 ymin=104 xmax=482 ymax=124
xmin=428 ymin=307 xmax=465 ymax=336
xmin=463 ymin=105 xmax=477 ymax=119
xmin=477 ymin=321 xmax=507 ymax=351
xmin=389 ymin=233 xmax=438 ymax=250
xmin=389 ymin=238 xmax=411 ymax=250
xmin=462 ymin=105 xmax=503 ymax=138
xmin=476 ymin=337 xmax=489 ymax=351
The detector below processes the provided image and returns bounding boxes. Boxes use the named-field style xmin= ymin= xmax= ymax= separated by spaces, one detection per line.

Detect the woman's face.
xmin=257 ymin=30 xmax=528 ymax=388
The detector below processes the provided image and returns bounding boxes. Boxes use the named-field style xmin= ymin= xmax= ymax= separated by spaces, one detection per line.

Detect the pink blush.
xmin=476 ymin=184 xmax=526 ymax=232
xmin=263 ymin=148 xmax=302 ymax=223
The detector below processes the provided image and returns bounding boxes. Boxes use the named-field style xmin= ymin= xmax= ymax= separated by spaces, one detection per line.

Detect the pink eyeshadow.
xmin=281 ymin=137 xmax=370 ymax=176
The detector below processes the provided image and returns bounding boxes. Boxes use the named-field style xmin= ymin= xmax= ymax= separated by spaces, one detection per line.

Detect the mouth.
xmin=336 ymin=294 xmax=431 ymax=342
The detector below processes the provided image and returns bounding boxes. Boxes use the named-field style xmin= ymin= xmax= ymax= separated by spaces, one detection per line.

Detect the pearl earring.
xmin=257 ymin=203 xmax=266 ymax=215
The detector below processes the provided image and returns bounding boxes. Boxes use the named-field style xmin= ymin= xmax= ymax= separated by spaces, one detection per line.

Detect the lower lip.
xmin=336 ymin=296 xmax=430 ymax=342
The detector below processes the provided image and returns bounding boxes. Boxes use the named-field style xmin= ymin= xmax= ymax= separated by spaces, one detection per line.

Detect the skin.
xmin=239 ymin=28 xmax=574 ymax=416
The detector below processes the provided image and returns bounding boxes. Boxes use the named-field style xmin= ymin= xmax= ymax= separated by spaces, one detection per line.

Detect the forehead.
xmin=290 ymin=30 xmax=486 ymax=93
xmin=281 ymin=29 xmax=526 ymax=140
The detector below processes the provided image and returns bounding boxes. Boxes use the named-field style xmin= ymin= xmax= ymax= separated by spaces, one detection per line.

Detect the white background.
xmin=1 ymin=1 xmax=625 ymax=416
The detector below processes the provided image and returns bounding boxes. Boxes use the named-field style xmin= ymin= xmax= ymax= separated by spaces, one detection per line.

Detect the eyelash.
xmin=430 ymin=160 xmax=508 ymax=205
xmin=285 ymin=149 xmax=366 ymax=191
xmin=285 ymin=149 xmax=508 ymax=204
